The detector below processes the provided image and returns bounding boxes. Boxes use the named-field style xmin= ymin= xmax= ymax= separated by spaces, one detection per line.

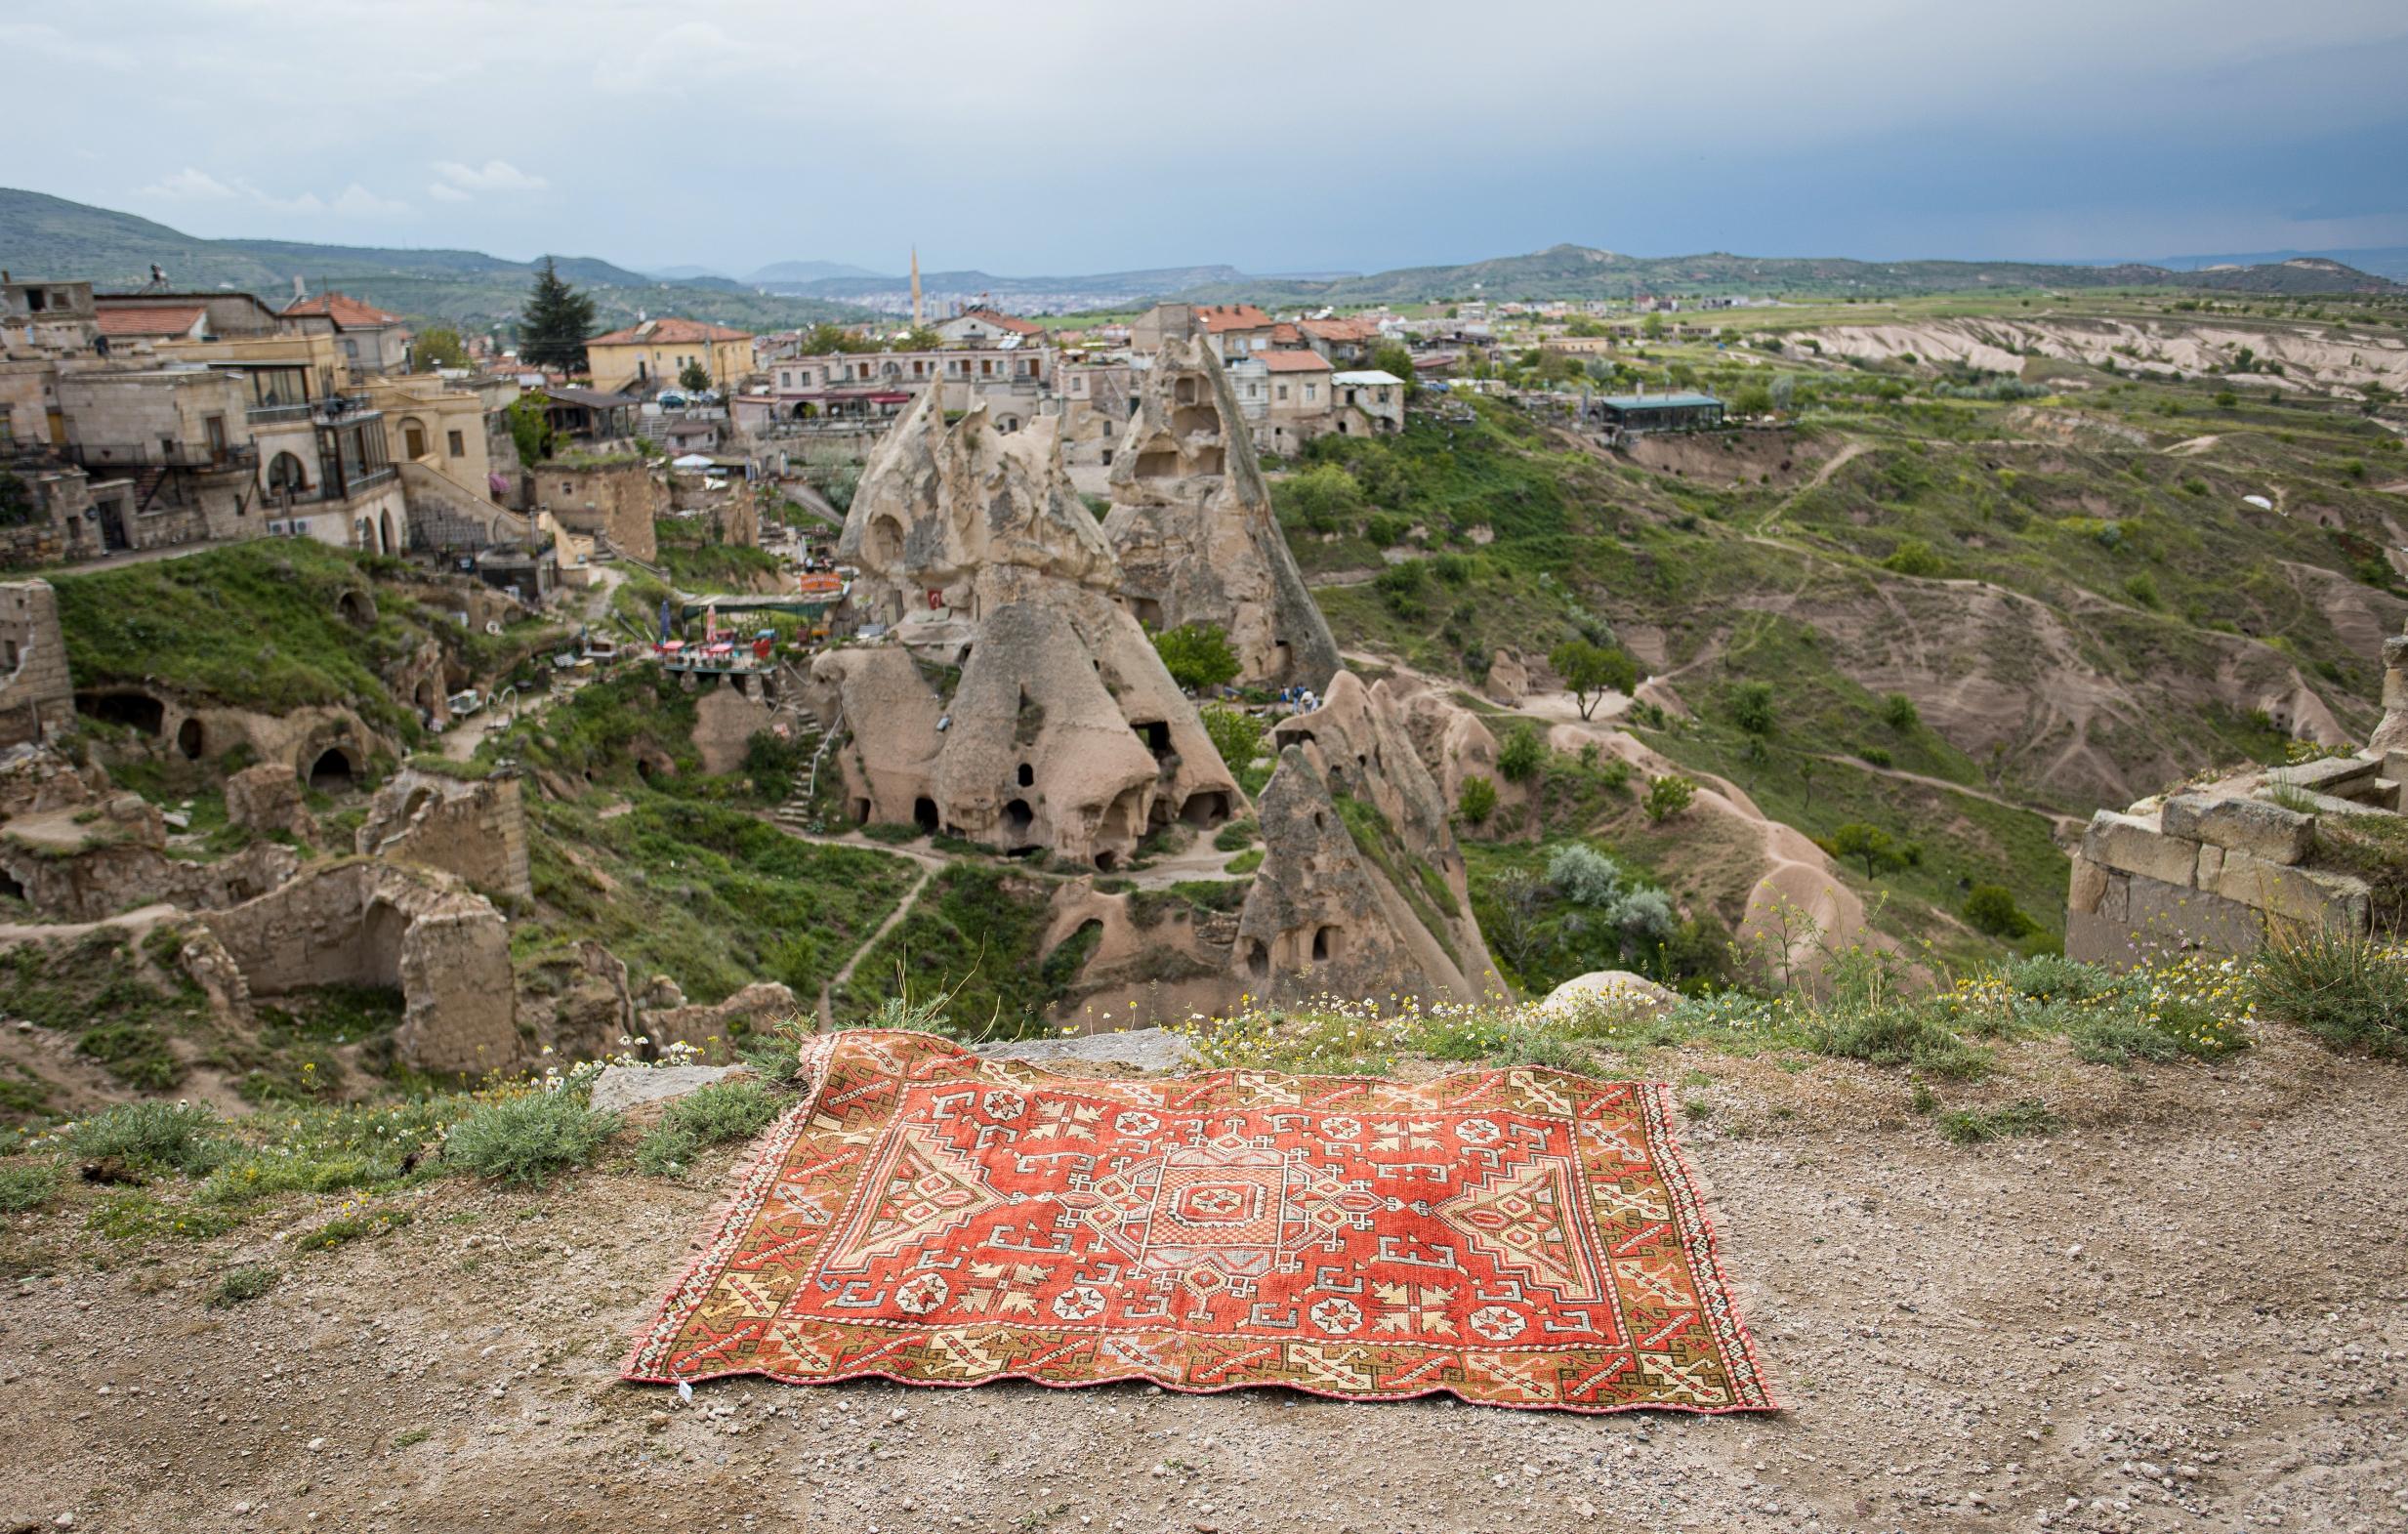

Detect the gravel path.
xmin=3 ymin=1032 xmax=2401 ymax=1533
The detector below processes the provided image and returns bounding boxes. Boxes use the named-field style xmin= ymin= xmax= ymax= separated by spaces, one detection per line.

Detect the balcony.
xmin=68 ymin=441 xmax=258 ymax=473
xmin=347 ymin=465 xmax=398 ymax=493
xmin=245 ymin=394 xmax=378 ymax=428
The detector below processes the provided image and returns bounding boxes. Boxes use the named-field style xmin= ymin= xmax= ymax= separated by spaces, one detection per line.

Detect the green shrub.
xmin=1939 ymin=1099 xmax=2058 ymax=1144
xmin=635 ymin=1078 xmax=785 ymax=1178
xmin=2251 ymin=930 xmax=2408 ymax=1057
xmin=1814 ymin=1006 xmax=1988 ymax=1079
xmin=1881 ymin=692 xmax=1920 ymax=731
xmin=1963 ymin=885 xmax=2037 ymax=938
xmin=441 ymin=1091 xmax=620 ymax=1185
xmin=1458 ymin=776 xmax=1498 ymax=825
xmin=0 ymin=1160 xmax=59 ymax=1213
xmin=1152 ymin=624 xmax=1240 ymax=691
xmin=1497 ymin=724 xmax=1544 ymax=784
xmin=296 ymin=1208 xmax=411 ymax=1250
xmin=1199 ymin=705 xmax=1265 ymax=776
xmin=1641 ymin=774 xmax=1695 ymax=823
xmin=206 ymin=1264 xmax=280 ymax=1307
xmin=64 ymin=1101 xmax=231 ymax=1176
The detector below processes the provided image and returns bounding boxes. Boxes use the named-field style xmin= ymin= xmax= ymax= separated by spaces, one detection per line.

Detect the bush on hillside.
xmin=441 ymin=1091 xmax=619 ymax=1185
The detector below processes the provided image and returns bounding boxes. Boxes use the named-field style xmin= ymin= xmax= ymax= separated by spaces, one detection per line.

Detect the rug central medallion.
xmin=625 ymin=1031 xmax=1774 ymax=1415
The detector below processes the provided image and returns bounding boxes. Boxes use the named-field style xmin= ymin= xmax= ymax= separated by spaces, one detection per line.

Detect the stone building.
xmin=280 ymin=292 xmax=413 ymax=376
xmin=538 ymin=456 xmax=661 ymax=562
xmin=0 ymin=580 xmax=72 ymax=748
xmin=816 ymin=390 xmax=1239 ymax=868
xmin=586 ymin=317 xmax=754 ymax=394
xmin=1100 ymin=339 xmax=1340 ymax=689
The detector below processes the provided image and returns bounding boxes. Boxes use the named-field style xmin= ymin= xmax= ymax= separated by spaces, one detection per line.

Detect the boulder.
xmin=1483 ymin=648 xmax=1529 ymax=704
xmin=589 ymin=1062 xmax=758 ymax=1122
xmin=2161 ymin=792 xmax=2315 ymax=865
xmin=978 ymin=1027 xmax=1194 ymax=1073
xmin=1539 ymin=971 xmax=1679 ymax=1019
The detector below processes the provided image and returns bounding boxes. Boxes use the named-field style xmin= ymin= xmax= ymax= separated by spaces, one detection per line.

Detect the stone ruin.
xmin=817 ymin=392 xmax=1238 ymax=868
xmin=2067 ymin=623 xmax=2408 ymax=966
xmin=1100 ymin=339 xmax=1341 ymax=690
xmin=0 ymin=746 xmax=295 ymax=921
xmin=0 ymin=581 xmax=74 ymax=751
xmin=355 ymin=767 xmax=533 ymax=900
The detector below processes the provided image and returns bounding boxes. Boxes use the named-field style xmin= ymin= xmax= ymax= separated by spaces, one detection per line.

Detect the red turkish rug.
xmin=624 ymin=1030 xmax=1775 ymax=1414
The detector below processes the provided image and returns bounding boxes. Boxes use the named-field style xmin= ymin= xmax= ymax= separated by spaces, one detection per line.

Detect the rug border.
xmin=620 ymin=1028 xmax=1780 ymax=1414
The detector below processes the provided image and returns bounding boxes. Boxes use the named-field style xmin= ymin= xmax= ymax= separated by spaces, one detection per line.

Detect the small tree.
xmin=1458 ymin=775 xmax=1497 ymax=825
xmin=1882 ymin=692 xmax=1920 ymax=732
xmin=1152 ymin=623 xmax=1239 ymax=692
xmin=1370 ymin=342 xmax=1420 ymax=400
xmin=1963 ymin=885 xmax=2036 ymax=938
xmin=1829 ymin=822 xmax=1896 ymax=879
xmin=519 ymin=258 xmax=597 ymax=374
xmin=1730 ymin=681 xmax=1776 ymax=739
xmin=1198 ymin=704 xmax=1265 ymax=775
xmin=678 ymin=360 xmax=711 ymax=393
xmin=505 ymin=393 xmax=552 ymax=465
xmin=1497 ymin=723 xmax=1545 ymax=784
xmin=414 ymin=325 xmax=469 ymax=371
xmin=1549 ymin=640 xmax=1639 ymax=722
xmin=1641 ymin=773 xmax=1695 ymax=823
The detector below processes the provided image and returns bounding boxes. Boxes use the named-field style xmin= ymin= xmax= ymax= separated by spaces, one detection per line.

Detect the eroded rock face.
xmin=1234 ymin=742 xmax=1492 ymax=1007
xmin=819 ymin=394 xmax=1239 ymax=868
xmin=1101 ymin=339 xmax=1340 ymax=690
xmin=198 ymin=859 xmax=516 ymax=1076
xmin=641 ymin=981 xmax=801 ymax=1057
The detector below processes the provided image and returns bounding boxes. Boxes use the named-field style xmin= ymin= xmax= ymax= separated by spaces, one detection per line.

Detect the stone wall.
xmin=0 ymin=580 xmax=73 ymax=749
xmin=355 ymin=768 xmax=531 ymax=900
xmin=540 ymin=459 xmax=659 ymax=562
xmin=2066 ymin=755 xmax=2388 ymax=968
xmin=199 ymin=860 xmax=518 ymax=1076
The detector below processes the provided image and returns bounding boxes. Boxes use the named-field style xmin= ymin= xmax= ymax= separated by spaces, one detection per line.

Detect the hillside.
xmin=1181 ymin=243 xmax=2401 ymax=306
xmin=0 ymin=187 xmax=870 ymax=331
xmin=764 ymin=262 xmax=1248 ymax=301
xmin=1273 ymin=291 xmax=2408 ymax=963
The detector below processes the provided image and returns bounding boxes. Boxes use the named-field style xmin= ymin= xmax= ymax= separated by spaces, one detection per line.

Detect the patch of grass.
xmin=295 ymin=1206 xmax=413 ymax=1251
xmin=2251 ymin=929 xmax=2408 ymax=1057
xmin=634 ymin=1078 xmax=785 ymax=1178
xmin=1938 ymin=1099 xmax=2059 ymax=1145
xmin=87 ymin=1190 xmax=238 ymax=1243
xmin=440 ymin=1091 xmax=619 ymax=1185
xmin=63 ymin=1101 xmax=232 ymax=1176
xmin=205 ymin=1264 xmax=280 ymax=1307
xmin=829 ymin=866 xmax=1069 ymax=1040
xmin=0 ymin=1159 xmax=59 ymax=1213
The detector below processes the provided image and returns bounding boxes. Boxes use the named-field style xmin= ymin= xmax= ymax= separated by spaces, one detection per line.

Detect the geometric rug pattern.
xmin=624 ymin=1030 xmax=1775 ymax=1415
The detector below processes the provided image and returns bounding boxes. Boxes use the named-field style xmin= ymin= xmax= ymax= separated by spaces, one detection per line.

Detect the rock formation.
xmin=225 ymin=761 xmax=317 ymax=843
xmin=356 ymin=767 xmax=532 ymax=900
xmin=819 ymin=394 xmax=1238 ymax=867
xmin=1100 ymin=339 xmax=1340 ymax=690
xmin=1234 ymin=741 xmax=1491 ymax=1006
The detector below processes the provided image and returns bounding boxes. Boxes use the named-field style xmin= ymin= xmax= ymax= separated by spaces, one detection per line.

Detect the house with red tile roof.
xmin=586 ymin=316 xmax=754 ymax=394
xmin=934 ymin=308 xmax=1045 ymax=346
xmin=280 ymin=290 xmax=413 ymax=376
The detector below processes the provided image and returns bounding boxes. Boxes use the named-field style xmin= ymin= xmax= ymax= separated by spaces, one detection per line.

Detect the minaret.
xmin=910 ymin=247 xmax=923 ymax=328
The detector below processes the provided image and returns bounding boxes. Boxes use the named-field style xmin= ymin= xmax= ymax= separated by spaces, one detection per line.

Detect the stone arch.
xmin=308 ymin=744 xmax=358 ymax=790
xmin=1311 ymin=925 xmax=1342 ymax=963
xmin=1003 ymin=798 xmax=1035 ymax=839
xmin=380 ymin=510 xmax=398 ymax=556
xmin=335 ymin=588 xmax=374 ymax=627
xmin=1241 ymin=936 xmax=1268 ymax=981
xmin=1180 ymin=791 xmax=1229 ymax=827
xmin=74 ymin=690 xmax=164 ymax=735
xmin=267 ymin=451 xmax=310 ymax=495
xmin=398 ymin=416 xmax=430 ymax=460
xmin=912 ymin=796 xmax=939 ymax=833
xmin=176 ymin=718 xmax=205 ymax=761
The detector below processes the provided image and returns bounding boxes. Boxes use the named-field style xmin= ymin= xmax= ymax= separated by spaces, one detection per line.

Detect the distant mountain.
xmin=1171 ymin=243 xmax=2401 ymax=306
xmin=643 ymin=264 xmax=731 ymax=281
xmin=747 ymin=259 xmax=887 ymax=284
xmin=2140 ymin=244 xmax=2408 ymax=283
xmin=0 ymin=187 xmax=872 ymax=332
xmin=767 ymin=264 xmax=1250 ymax=302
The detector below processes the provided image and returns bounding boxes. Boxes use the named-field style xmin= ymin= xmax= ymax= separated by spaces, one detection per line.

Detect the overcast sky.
xmin=10 ymin=0 xmax=2408 ymax=277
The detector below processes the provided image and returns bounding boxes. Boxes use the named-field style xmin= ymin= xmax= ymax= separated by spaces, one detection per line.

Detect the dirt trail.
xmin=1800 ymin=753 xmax=2086 ymax=836
xmin=816 ymin=866 xmax=934 ymax=1028
xmin=3 ymin=1033 xmax=2401 ymax=1533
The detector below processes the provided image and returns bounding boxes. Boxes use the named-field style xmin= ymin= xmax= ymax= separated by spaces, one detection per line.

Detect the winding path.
xmin=817 ymin=865 xmax=934 ymax=1030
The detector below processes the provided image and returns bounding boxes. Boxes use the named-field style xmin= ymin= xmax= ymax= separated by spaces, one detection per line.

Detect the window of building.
xmin=1305 ymin=384 xmax=1317 ymax=402
xmin=447 ymin=430 xmax=465 ymax=457
xmin=1276 ymin=386 xmax=1288 ymax=402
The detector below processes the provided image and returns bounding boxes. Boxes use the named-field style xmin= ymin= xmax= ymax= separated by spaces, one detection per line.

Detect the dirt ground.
xmin=2 ymin=1033 xmax=2403 ymax=1534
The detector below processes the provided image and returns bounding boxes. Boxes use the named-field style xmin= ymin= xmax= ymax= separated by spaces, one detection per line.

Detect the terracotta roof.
xmin=1258 ymin=349 xmax=1333 ymax=372
xmin=1269 ymin=322 xmax=1302 ymax=344
xmin=1302 ymin=316 xmax=1382 ymax=343
xmin=281 ymin=291 xmax=404 ymax=327
xmin=588 ymin=317 xmax=754 ymax=346
xmin=94 ymin=304 xmax=206 ymax=338
xmin=1195 ymin=304 xmax=1274 ymax=333
xmin=955 ymin=307 xmax=1044 ymax=338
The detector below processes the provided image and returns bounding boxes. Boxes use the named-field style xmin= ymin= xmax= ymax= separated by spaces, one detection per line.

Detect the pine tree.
xmin=519 ymin=259 xmax=597 ymax=373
